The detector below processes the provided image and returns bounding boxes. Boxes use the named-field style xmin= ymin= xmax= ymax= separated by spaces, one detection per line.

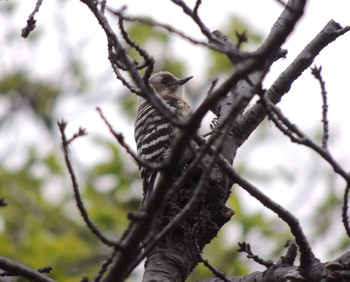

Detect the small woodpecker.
xmin=134 ymin=71 xmax=193 ymax=206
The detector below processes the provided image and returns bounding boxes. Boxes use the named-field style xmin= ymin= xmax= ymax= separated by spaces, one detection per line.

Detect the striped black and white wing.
xmin=134 ymin=95 xmax=192 ymax=205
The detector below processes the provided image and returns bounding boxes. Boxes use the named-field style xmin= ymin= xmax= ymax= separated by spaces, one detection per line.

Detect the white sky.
xmin=1 ymin=0 xmax=350 ymax=264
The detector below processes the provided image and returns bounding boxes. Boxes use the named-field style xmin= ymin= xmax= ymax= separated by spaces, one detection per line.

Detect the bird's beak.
xmin=177 ymin=76 xmax=193 ymax=85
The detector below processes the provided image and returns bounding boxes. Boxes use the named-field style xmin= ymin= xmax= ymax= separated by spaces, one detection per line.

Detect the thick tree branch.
xmin=207 ymin=0 xmax=308 ymax=163
xmin=197 ymin=251 xmax=350 ymax=282
xmin=257 ymin=0 xmax=305 ymax=56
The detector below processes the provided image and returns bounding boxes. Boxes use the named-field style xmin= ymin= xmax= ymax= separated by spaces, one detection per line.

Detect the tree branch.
xmin=21 ymin=0 xmax=43 ymax=38
xmin=232 ymin=20 xmax=350 ymax=148
xmin=0 ymin=256 xmax=56 ymax=282
xmin=311 ymin=65 xmax=329 ymax=150
xmin=57 ymin=120 xmax=120 ymax=248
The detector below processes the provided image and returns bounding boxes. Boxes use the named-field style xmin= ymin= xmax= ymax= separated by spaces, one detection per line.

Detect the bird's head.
xmin=149 ymin=71 xmax=193 ymax=97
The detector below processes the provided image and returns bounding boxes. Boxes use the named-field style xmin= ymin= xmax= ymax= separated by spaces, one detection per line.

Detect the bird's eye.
xmin=161 ymin=77 xmax=171 ymax=84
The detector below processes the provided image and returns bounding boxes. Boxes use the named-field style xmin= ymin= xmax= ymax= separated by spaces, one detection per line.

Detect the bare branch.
xmin=21 ymin=0 xmax=43 ymax=38
xmin=57 ymin=120 xmax=121 ymax=249
xmin=257 ymin=0 xmax=306 ymax=56
xmin=93 ymin=249 xmax=117 ymax=282
xmin=0 ymin=265 xmax=52 ymax=278
xmin=106 ymin=6 xmax=230 ymax=54
xmin=0 ymin=256 xmax=56 ymax=282
xmin=342 ymin=182 xmax=350 ymax=238
xmin=261 ymin=96 xmax=350 ymax=181
xmin=107 ymin=40 xmax=141 ymax=95
xmin=260 ymin=95 xmax=350 ymax=250
xmin=170 ymin=0 xmax=213 ymax=40
xmin=193 ymin=0 xmax=202 ymax=16
xmin=235 ymin=30 xmax=248 ymax=50
xmin=210 ymin=30 xmax=248 ymax=65
xmin=228 ymin=167 xmax=318 ymax=269
xmin=96 ymin=107 xmax=163 ymax=170
xmin=195 ymin=228 xmax=231 ymax=282
xmin=237 ymin=242 xmax=274 ymax=267
xmin=117 ymin=17 xmax=155 ymax=72
xmin=81 ymin=1 xmax=185 ymax=127
xmin=232 ymin=20 xmax=350 ymax=149
xmin=50 ymin=1 xmax=350 ymax=281
xmin=311 ymin=65 xmax=329 ymax=150
xmin=278 ymin=241 xmax=298 ymax=266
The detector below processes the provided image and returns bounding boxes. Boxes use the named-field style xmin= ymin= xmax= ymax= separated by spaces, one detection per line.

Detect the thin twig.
xmin=238 ymin=242 xmax=274 ymax=267
xmin=235 ymin=30 xmax=248 ymax=50
xmin=261 ymin=95 xmax=350 ymax=181
xmin=0 ymin=265 xmax=52 ymax=277
xmin=195 ymin=92 xmax=318 ymax=268
xmin=260 ymin=94 xmax=350 ymax=261
xmin=93 ymin=249 xmax=117 ymax=282
xmin=82 ymin=0 xmax=230 ymax=129
xmin=106 ymin=5 xmax=230 ymax=54
xmin=107 ymin=40 xmax=141 ymax=95
xmin=194 ymin=224 xmax=231 ymax=282
xmin=170 ymin=0 xmax=213 ymax=40
xmin=278 ymin=241 xmax=298 ymax=266
xmin=228 ymin=168 xmax=318 ymax=267
xmin=0 ymin=256 xmax=55 ymax=282
xmin=57 ymin=120 xmax=121 ymax=249
xmin=96 ymin=107 xmax=163 ymax=170
xmin=234 ymin=21 xmax=350 ymax=150
xmin=118 ymin=17 xmax=155 ymax=71
xmin=262 ymin=95 xmax=305 ymax=144
xmin=342 ymin=181 xmax=350 ymax=238
xmin=311 ymin=65 xmax=329 ymax=150
xmin=21 ymin=0 xmax=43 ymax=38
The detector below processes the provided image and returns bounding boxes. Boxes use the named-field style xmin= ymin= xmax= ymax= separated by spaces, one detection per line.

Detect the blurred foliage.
xmin=0 ymin=141 xmax=140 ymax=281
xmin=0 ymin=1 xmax=348 ymax=282
xmin=0 ymin=72 xmax=60 ymax=129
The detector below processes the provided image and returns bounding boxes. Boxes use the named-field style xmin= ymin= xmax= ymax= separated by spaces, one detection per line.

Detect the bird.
xmin=134 ymin=71 xmax=194 ymax=206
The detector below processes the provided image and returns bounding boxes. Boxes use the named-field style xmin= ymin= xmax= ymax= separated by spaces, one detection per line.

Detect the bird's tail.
xmin=140 ymin=171 xmax=158 ymax=207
